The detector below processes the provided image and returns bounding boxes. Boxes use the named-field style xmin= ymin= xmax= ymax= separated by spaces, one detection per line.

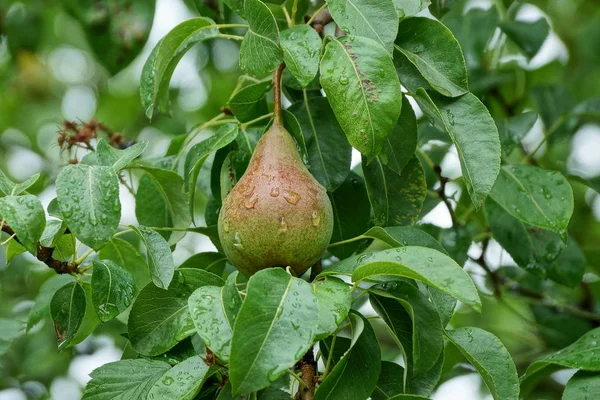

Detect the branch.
xmin=470 ymin=235 xmax=502 ymax=297
xmin=1 ymin=223 xmax=81 ymax=274
xmin=296 ymin=347 xmax=316 ymax=400
xmin=433 ymin=165 xmax=458 ymax=226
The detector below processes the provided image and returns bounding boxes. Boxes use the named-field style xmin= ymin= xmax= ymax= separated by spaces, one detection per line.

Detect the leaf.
xmin=489 ymin=165 xmax=573 ymax=237
xmin=27 ymin=275 xmax=75 ymax=331
xmin=229 ymin=81 xmax=271 ymax=123
xmin=520 ymin=327 xmax=600 ymax=395
xmin=445 ymin=327 xmax=519 ymax=400
xmin=495 ymin=111 xmax=538 ymax=157
xmin=371 ymin=361 xmax=404 ymax=400
xmin=320 ymin=35 xmax=402 ymax=159
xmin=141 ymin=17 xmax=219 ymax=118
xmin=99 ymin=238 xmax=151 ymax=290
xmin=359 ymin=226 xmax=448 ymax=254
xmin=414 ymin=89 xmax=501 ymax=208
xmin=131 ymin=225 xmax=175 ymax=289
xmin=500 ymin=18 xmax=549 ymax=59
xmin=135 ymin=167 xmax=191 ymax=245
xmin=96 ymin=138 xmax=148 ymax=171
xmin=179 ymin=252 xmax=228 ymax=276
xmin=82 ymin=359 xmax=171 ymax=400
xmin=39 ymin=219 xmax=67 ymax=247
xmin=91 ymin=260 xmax=136 ymax=322
xmin=328 ymin=172 xmax=371 ymax=259
xmin=50 ymin=281 xmax=86 ymax=350
xmin=5 ymin=240 xmax=25 ymax=262
xmin=315 ymin=312 xmax=381 ymax=400
xmin=70 ymin=281 xmax=101 ymax=347
xmin=563 ymin=371 xmax=600 ymax=400
xmin=184 ymin=123 xmax=239 ymax=220
xmin=0 ymin=319 xmax=23 ymax=357
xmin=289 ymin=96 xmax=351 ymax=191
xmin=363 ymin=155 xmax=427 ymax=226
xmin=128 ymin=270 xmax=223 ymax=357
xmin=229 ymin=268 xmax=318 ymax=395
xmin=281 ymin=110 xmax=310 ymax=168
xmin=393 ymin=0 xmax=430 ymax=18
xmin=0 ymin=194 xmax=45 ymax=254
xmin=311 ymin=277 xmax=352 ymax=340
xmin=223 ymin=0 xmax=244 ymax=16
xmin=327 ymin=0 xmax=398 ymax=53
xmin=371 ymin=281 xmax=443 ymax=375
xmin=188 ymin=273 xmax=242 ymax=362
xmin=280 ymin=25 xmax=321 ymax=87
xmin=0 ymin=170 xmax=39 ymax=196
xmin=147 ymin=355 xmax=213 ymax=400
xmin=239 ymin=0 xmax=282 ymax=77
xmin=322 ymin=246 xmax=481 ymax=311
xmin=56 ymin=164 xmax=121 ymax=250
xmin=395 ymin=17 xmax=468 ymax=97
xmin=380 ymin=96 xmax=418 ymax=175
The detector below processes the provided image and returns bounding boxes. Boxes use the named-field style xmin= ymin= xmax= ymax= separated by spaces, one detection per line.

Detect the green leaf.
xmin=0 ymin=194 xmax=45 ymax=254
xmin=495 ymin=111 xmax=538 ymax=157
xmin=69 ymin=281 xmax=101 ymax=347
xmin=289 ymin=96 xmax=351 ymax=191
xmin=280 ymin=25 xmax=321 ymax=87
xmin=135 ymin=167 xmax=191 ymax=245
xmin=395 ymin=17 xmax=468 ymax=97
xmin=50 ymin=281 xmax=86 ymax=350
xmin=184 ymin=123 xmax=239 ymax=220
xmin=371 ymin=361 xmax=404 ymax=400
xmin=371 ymin=281 xmax=443 ymax=375
xmin=281 ymin=109 xmax=310 ymax=168
xmin=223 ymin=0 xmax=244 ymax=16
xmin=363 ymin=155 xmax=427 ymax=226
xmin=99 ymin=238 xmax=151 ymax=291
xmin=311 ymin=277 xmax=352 ymax=340
xmin=0 ymin=319 xmax=23 ymax=357
xmin=239 ymin=0 xmax=282 ymax=77
xmin=39 ymin=219 xmax=67 ymax=247
xmin=147 ymin=355 xmax=213 ymax=400
xmin=315 ymin=312 xmax=381 ymax=400
xmin=128 ymin=271 xmax=221 ymax=357
xmin=188 ymin=273 xmax=242 ymax=362
xmin=563 ymin=371 xmax=600 ymax=400
xmin=445 ymin=327 xmax=519 ymax=400
xmin=322 ymin=246 xmax=481 ymax=311
xmin=0 ymin=170 xmax=39 ymax=196
xmin=141 ymin=17 xmax=219 ymax=118
xmin=380 ymin=96 xmax=418 ymax=175
xmin=393 ymin=0 xmax=430 ymax=18
xmin=5 ymin=240 xmax=25 ymax=262
xmin=328 ymin=172 xmax=371 ymax=259
xmin=320 ymin=35 xmax=402 ymax=159
xmin=229 ymin=81 xmax=271 ymax=123
xmin=327 ymin=0 xmax=398 ymax=53
xmin=388 ymin=395 xmax=431 ymax=399
xmin=500 ymin=18 xmax=549 ymax=59
xmin=359 ymin=226 xmax=448 ymax=254
xmin=179 ymin=252 xmax=228 ymax=276
xmin=130 ymin=225 xmax=175 ymax=289
xmin=56 ymin=164 xmax=121 ymax=250
xmin=82 ymin=359 xmax=171 ymax=400
xmin=520 ymin=327 xmax=600 ymax=395
xmin=489 ymin=165 xmax=573 ymax=237
xmin=414 ymin=89 xmax=501 ymax=208
xmin=91 ymin=260 xmax=136 ymax=322
xmin=442 ymin=5 xmax=499 ymax=69
xmin=27 ymin=275 xmax=75 ymax=331
xmin=96 ymin=138 xmax=148 ymax=171
xmin=229 ymin=268 xmax=318 ymax=395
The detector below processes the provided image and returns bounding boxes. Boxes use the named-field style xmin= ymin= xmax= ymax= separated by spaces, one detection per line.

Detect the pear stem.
xmin=273 ymin=63 xmax=285 ymax=125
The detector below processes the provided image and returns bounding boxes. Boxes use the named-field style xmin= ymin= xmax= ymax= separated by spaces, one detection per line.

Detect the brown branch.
xmin=433 ymin=165 xmax=458 ymax=226
xmin=471 ymin=235 xmax=502 ymax=297
xmin=273 ymin=63 xmax=285 ymax=125
xmin=1 ymin=223 xmax=81 ymax=274
xmin=296 ymin=347 xmax=316 ymax=400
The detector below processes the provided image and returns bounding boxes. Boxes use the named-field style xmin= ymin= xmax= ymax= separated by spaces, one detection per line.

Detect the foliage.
xmin=1 ymin=0 xmax=600 ymax=399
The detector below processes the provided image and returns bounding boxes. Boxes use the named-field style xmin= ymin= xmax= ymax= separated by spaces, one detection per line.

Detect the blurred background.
xmin=1 ymin=0 xmax=600 ymax=399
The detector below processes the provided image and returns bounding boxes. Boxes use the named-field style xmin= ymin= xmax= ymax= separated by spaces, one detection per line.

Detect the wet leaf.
xmin=239 ymin=0 xmax=282 ymax=77
xmin=91 ymin=259 xmax=136 ymax=322
xmin=0 ymin=194 xmax=45 ymax=254
xmin=50 ymin=281 xmax=86 ymax=350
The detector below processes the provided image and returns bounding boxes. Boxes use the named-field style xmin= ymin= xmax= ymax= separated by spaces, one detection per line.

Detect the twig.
xmin=433 ymin=165 xmax=458 ymax=226
xmin=470 ymin=235 xmax=502 ymax=297
xmin=296 ymin=347 xmax=316 ymax=400
xmin=1 ymin=223 xmax=82 ymax=274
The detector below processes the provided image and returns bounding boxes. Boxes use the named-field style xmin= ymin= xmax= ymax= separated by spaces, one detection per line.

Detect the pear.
xmin=218 ymin=121 xmax=333 ymax=277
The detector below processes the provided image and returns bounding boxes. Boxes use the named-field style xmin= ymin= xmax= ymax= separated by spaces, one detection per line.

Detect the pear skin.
xmin=218 ymin=122 xmax=333 ymax=276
